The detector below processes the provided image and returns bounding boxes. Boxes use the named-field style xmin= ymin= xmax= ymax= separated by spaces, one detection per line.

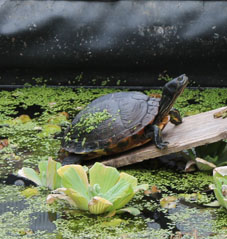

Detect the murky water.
xmin=0 ymin=86 xmax=226 ymax=238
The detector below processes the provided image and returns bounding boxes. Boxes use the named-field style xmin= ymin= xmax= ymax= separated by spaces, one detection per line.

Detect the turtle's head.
xmin=158 ymin=74 xmax=189 ymax=118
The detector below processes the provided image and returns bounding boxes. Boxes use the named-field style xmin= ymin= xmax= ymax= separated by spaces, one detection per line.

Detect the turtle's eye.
xmin=177 ymin=74 xmax=188 ymax=85
xmin=177 ymin=77 xmax=184 ymax=84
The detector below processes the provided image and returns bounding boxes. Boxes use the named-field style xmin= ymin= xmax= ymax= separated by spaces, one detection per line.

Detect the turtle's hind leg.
xmin=62 ymin=153 xmax=83 ymax=165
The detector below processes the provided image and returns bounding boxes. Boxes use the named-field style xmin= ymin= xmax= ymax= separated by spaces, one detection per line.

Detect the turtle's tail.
xmin=61 ymin=153 xmax=83 ymax=166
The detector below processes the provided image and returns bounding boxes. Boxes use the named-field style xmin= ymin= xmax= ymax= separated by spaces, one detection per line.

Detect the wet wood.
xmin=101 ymin=107 xmax=227 ymax=168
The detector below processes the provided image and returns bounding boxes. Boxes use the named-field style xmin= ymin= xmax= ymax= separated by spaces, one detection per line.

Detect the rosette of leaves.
xmin=47 ymin=162 xmax=148 ymax=215
xmin=210 ymin=166 xmax=227 ymax=209
xmin=18 ymin=157 xmax=62 ymax=190
xmin=185 ymin=141 xmax=227 ymax=171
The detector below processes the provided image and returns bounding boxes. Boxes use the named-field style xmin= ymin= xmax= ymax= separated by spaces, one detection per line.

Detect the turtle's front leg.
xmin=145 ymin=124 xmax=169 ymax=149
xmin=169 ymin=108 xmax=182 ymax=125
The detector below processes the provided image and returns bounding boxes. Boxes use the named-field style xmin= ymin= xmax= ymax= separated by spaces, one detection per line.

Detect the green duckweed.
xmin=0 ymin=82 xmax=226 ymax=238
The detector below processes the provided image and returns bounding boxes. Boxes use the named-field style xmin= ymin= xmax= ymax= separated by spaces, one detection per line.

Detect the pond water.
xmin=0 ymin=85 xmax=226 ymax=238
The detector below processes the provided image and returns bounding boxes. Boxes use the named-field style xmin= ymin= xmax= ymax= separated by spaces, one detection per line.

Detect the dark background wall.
xmin=0 ymin=0 xmax=227 ymax=87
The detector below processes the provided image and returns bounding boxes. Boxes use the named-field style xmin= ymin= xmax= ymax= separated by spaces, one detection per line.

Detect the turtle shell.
xmin=62 ymin=91 xmax=160 ymax=157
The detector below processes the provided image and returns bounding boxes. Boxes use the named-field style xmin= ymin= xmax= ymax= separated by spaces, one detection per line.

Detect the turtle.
xmin=60 ymin=74 xmax=189 ymax=165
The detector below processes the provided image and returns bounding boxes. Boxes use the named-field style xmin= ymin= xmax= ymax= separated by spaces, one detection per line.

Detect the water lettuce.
xmin=185 ymin=141 xmax=227 ymax=171
xmin=211 ymin=166 xmax=227 ymax=209
xmin=18 ymin=157 xmax=62 ymax=190
xmin=47 ymin=162 xmax=148 ymax=215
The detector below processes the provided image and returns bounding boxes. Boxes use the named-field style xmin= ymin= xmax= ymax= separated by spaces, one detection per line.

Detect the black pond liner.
xmin=0 ymin=0 xmax=227 ymax=87
xmin=0 ymin=174 xmax=36 ymax=187
xmin=12 ymin=104 xmax=44 ymax=119
xmin=141 ymin=191 xmax=180 ymax=232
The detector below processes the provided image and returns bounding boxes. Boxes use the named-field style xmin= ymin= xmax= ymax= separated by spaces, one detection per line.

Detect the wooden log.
xmin=100 ymin=107 xmax=227 ymax=168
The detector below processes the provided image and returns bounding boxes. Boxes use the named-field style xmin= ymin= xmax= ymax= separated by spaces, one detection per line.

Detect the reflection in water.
xmin=0 ymin=196 xmax=57 ymax=233
xmin=29 ymin=212 xmax=57 ymax=232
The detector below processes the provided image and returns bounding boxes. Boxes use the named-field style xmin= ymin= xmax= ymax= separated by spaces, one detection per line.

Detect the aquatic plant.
xmin=18 ymin=157 xmax=62 ymax=190
xmin=47 ymin=162 xmax=148 ymax=215
xmin=185 ymin=141 xmax=227 ymax=171
xmin=211 ymin=166 xmax=227 ymax=209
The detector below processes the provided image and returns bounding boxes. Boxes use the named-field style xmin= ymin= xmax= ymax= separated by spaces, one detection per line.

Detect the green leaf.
xmin=58 ymin=167 xmax=89 ymax=200
xmin=104 ymin=178 xmax=134 ymax=211
xmin=52 ymin=188 xmax=89 ymax=210
xmin=196 ymin=141 xmax=226 ymax=160
xmin=89 ymin=162 xmax=120 ymax=194
xmin=204 ymin=200 xmax=220 ymax=207
xmin=188 ymin=141 xmax=227 ymax=168
xmin=213 ymin=166 xmax=227 ymax=209
xmin=47 ymin=193 xmax=77 ymax=208
xmin=64 ymin=188 xmax=89 ymax=210
xmin=195 ymin=157 xmax=216 ymax=171
xmin=88 ymin=184 xmax=103 ymax=198
xmin=88 ymin=196 xmax=112 ymax=214
xmin=18 ymin=168 xmax=42 ymax=186
xmin=218 ymin=145 xmax=227 ymax=166
xmin=58 ymin=165 xmax=89 ymax=189
xmin=117 ymin=207 xmax=140 ymax=216
xmin=214 ymin=187 xmax=227 ymax=208
xmin=119 ymin=172 xmax=137 ymax=188
xmin=18 ymin=158 xmax=62 ymax=189
xmin=204 ymin=155 xmax=219 ymax=165
xmin=37 ymin=158 xmax=62 ymax=189
xmin=38 ymin=161 xmax=48 ymax=186
xmin=45 ymin=162 xmax=150 ymax=214
xmin=105 ymin=210 xmax=116 ymax=218
xmin=46 ymin=157 xmax=62 ymax=190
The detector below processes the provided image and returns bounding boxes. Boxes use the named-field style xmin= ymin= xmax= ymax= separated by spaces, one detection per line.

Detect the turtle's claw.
xmin=156 ymin=141 xmax=169 ymax=150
